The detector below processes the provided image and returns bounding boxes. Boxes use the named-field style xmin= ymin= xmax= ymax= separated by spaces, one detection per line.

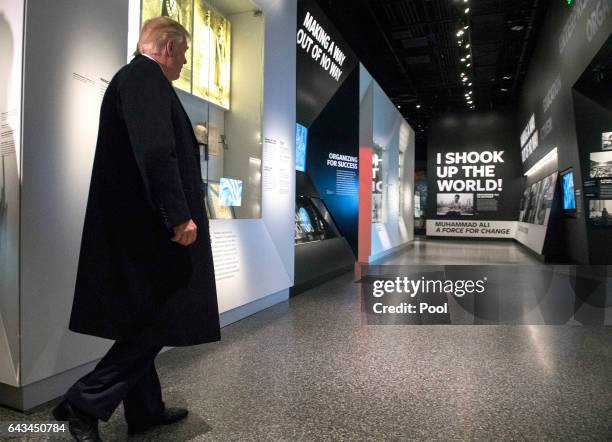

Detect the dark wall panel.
xmin=426 ymin=110 xmax=523 ymax=222
xmin=573 ymin=91 xmax=612 ymax=264
xmin=517 ymin=1 xmax=612 ymax=263
xmin=296 ymin=0 xmax=360 ymax=256
xmin=307 ymin=68 xmax=360 ymax=255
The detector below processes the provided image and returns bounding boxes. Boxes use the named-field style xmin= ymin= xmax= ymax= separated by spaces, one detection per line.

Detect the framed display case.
xmin=139 ymin=0 xmax=264 ymax=220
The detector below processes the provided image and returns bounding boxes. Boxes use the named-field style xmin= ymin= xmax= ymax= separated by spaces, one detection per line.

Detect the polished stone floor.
xmin=1 ymin=272 xmax=611 ymax=441
xmin=375 ymin=237 xmax=543 ymax=265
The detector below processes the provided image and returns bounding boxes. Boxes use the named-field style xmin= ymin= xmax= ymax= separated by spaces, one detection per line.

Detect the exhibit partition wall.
xmin=1 ymin=0 xmax=296 ymax=410
xmin=0 ymin=0 xmax=23 ymax=389
xmin=517 ymin=0 xmax=612 ymax=264
xmin=359 ymin=65 xmax=415 ymax=263
xmin=293 ymin=0 xmax=415 ymax=288
xmin=293 ymin=0 xmax=359 ymax=292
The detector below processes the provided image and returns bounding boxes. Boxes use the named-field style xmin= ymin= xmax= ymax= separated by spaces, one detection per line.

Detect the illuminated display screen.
xmin=219 ymin=177 xmax=243 ymax=206
xmin=561 ymin=171 xmax=576 ymax=210
xmin=296 ymin=123 xmax=308 ymax=172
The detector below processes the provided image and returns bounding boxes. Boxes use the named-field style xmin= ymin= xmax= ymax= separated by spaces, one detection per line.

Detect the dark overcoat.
xmin=69 ymin=55 xmax=220 ymax=346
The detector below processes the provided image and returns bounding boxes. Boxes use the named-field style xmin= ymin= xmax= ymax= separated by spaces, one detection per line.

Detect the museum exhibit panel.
xmin=0 ymin=0 xmax=297 ymax=410
xmin=572 ymin=36 xmax=612 ymax=262
xmin=358 ymin=66 xmax=415 ymax=264
xmin=516 ymin=0 xmax=612 ymax=264
xmin=294 ymin=0 xmax=416 ymax=290
xmin=425 ymin=111 xmax=524 ymax=241
xmin=293 ymin=0 xmax=361 ymax=293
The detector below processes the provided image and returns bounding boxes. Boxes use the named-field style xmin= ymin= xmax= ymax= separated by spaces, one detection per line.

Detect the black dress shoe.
xmin=52 ymin=399 xmax=102 ymax=442
xmin=127 ymin=407 xmax=188 ymax=435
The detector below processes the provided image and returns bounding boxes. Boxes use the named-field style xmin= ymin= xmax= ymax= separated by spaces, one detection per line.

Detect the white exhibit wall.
xmin=19 ymin=0 xmax=128 ymax=385
xmin=257 ymin=0 xmax=296 ymax=282
xmin=15 ymin=0 xmax=296 ymax=394
xmin=360 ymin=65 xmax=414 ymax=262
xmin=0 ymin=0 xmax=24 ymax=387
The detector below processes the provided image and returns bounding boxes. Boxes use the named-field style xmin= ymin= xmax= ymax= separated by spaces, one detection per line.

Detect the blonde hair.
xmin=135 ymin=16 xmax=190 ymax=56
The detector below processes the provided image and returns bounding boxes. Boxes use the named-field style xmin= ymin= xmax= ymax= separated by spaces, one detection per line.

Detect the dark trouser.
xmin=65 ymin=341 xmax=164 ymax=423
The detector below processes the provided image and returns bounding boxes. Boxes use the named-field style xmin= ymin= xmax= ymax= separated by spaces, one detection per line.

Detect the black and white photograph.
xmin=437 ymin=193 xmax=474 ymax=216
xmin=603 ymin=132 xmax=612 ymax=150
xmin=524 ymin=181 xmax=541 ymax=224
xmin=589 ymin=200 xmax=612 ymax=227
xmin=590 ymin=151 xmax=612 ymax=178
xmin=518 ymin=188 xmax=531 ymax=222
xmin=533 ymin=173 xmax=557 ymax=225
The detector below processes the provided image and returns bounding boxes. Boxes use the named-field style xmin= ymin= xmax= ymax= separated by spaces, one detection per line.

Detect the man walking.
xmin=52 ymin=17 xmax=220 ymax=441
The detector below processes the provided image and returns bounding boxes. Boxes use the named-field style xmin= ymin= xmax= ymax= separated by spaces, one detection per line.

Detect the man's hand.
xmin=172 ymin=219 xmax=197 ymax=246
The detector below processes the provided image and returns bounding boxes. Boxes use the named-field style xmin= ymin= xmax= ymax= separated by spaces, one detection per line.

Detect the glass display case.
xmin=294 ymin=195 xmax=337 ymax=244
xmin=138 ymin=0 xmax=264 ymax=220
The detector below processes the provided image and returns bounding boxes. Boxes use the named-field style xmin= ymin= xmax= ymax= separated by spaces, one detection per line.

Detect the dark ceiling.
xmin=315 ymin=0 xmax=550 ymax=161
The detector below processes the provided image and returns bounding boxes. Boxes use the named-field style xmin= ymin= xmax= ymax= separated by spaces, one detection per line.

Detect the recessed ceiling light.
xmin=466 ymin=54 xmax=471 ymax=59
xmin=397 ymin=105 xmax=401 ymax=108
xmin=461 ymin=58 xmax=466 ymax=62
xmin=467 ymin=63 xmax=471 ymax=67
xmin=464 ymin=25 xmax=469 ymax=30
xmin=466 ymin=43 xmax=471 ymax=49
xmin=511 ymin=25 xmax=524 ymax=31
xmin=465 ymin=7 xmax=470 ymax=13
xmin=468 ymin=82 xmax=472 ymax=86
xmin=416 ymin=104 xmax=421 ymax=109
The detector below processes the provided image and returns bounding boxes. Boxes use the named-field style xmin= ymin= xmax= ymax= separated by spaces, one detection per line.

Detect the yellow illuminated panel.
xmin=141 ymin=0 xmax=193 ymax=93
xmin=141 ymin=0 xmax=231 ymax=109
xmin=193 ymin=1 xmax=231 ymax=109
